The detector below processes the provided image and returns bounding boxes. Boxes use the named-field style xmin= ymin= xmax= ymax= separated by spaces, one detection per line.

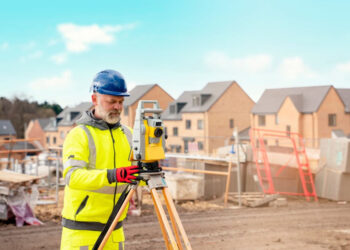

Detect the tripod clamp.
xmin=137 ymin=161 xmax=168 ymax=190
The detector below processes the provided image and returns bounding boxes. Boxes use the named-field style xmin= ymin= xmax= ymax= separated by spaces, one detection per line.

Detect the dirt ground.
xmin=1 ymin=189 xmax=350 ymax=250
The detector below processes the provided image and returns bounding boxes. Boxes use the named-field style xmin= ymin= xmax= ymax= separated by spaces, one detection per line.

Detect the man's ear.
xmin=91 ymin=94 xmax=98 ymax=105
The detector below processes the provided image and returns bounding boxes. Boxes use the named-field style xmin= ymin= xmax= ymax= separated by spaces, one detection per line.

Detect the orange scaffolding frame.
xmin=249 ymin=128 xmax=318 ymax=201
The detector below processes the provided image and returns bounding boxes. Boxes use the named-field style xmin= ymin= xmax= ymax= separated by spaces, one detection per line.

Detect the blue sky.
xmin=1 ymin=0 xmax=350 ymax=107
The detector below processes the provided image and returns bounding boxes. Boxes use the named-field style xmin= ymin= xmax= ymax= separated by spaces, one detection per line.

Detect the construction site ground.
xmin=1 ymin=189 xmax=350 ymax=250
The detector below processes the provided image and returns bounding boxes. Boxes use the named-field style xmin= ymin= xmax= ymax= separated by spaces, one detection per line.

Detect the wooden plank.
xmin=228 ymin=192 xmax=280 ymax=207
xmin=249 ymin=194 xmax=280 ymax=208
xmin=0 ymin=138 xmax=41 ymax=143
xmin=0 ymin=171 xmax=43 ymax=184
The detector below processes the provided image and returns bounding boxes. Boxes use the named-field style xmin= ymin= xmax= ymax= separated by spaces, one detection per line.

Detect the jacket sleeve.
xmin=62 ymin=126 xmax=110 ymax=190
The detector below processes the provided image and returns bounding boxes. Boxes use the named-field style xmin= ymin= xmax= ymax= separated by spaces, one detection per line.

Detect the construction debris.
xmin=228 ymin=192 xmax=280 ymax=207
xmin=0 ymin=170 xmax=44 ymax=226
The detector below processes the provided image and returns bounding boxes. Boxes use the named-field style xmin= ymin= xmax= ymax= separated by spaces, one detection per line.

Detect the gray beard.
xmin=105 ymin=114 xmax=120 ymax=124
xmin=95 ymin=106 xmax=121 ymax=124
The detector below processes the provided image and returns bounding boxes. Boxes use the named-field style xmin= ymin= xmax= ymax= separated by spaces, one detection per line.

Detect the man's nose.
xmin=113 ymin=102 xmax=123 ymax=110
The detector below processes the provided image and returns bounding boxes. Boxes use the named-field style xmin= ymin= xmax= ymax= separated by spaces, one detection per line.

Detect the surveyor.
xmin=60 ymin=69 xmax=141 ymax=250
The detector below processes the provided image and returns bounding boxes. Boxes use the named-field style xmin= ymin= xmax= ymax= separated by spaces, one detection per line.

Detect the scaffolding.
xmin=249 ymin=128 xmax=318 ymax=201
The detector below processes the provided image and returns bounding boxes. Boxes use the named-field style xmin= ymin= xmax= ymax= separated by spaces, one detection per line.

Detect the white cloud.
xmin=204 ymin=51 xmax=272 ymax=73
xmin=20 ymin=50 xmax=43 ymax=63
xmin=335 ymin=61 xmax=350 ymax=73
xmin=57 ymin=23 xmax=136 ymax=53
xmin=278 ymin=57 xmax=317 ymax=80
xmin=51 ymin=53 xmax=67 ymax=64
xmin=29 ymin=70 xmax=72 ymax=90
xmin=1 ymin=42 xmax=9 ymax=50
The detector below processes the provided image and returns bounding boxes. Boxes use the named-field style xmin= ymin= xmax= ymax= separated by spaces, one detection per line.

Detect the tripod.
xmin=97 ymin=169 xmax=192 ymax=250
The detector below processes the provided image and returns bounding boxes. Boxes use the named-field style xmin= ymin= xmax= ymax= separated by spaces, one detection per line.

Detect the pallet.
xmin=0 ymin=170 xmax=43 ymax=184
xmin=228 ymin=192 xmax=280 ymax=207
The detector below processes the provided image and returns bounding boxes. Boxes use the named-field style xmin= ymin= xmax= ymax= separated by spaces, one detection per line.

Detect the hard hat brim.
xmin=97 ymin=88 xmax=130 ymax=97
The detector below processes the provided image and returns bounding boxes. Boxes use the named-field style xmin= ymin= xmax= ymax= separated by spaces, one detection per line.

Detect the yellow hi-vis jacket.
xmin=61 ymin=110 xmax=133 ymax=248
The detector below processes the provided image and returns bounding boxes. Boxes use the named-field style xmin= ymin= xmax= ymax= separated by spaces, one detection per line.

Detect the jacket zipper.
xmin=109 ymin=128 xmax=116 ymax=169
xmin=109 ymin=128 xmax=117 ymax=205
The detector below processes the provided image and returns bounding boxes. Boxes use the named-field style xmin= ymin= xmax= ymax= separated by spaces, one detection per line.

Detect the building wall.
xmin=316 ymin=87 xmax=350 ymax=141
xmin=163 ymin=120 xmax=184 ymax=153
xmin=45 ymin=131 xmax=59 ymax=148
xmin=301 ymin=114 xmax=316 ymax=148
xmin=251 ymin=97 xmax=300 ymax=131
xmin=278 ymin=97 xmax=301 ymax=133
xmin=121 ymin=106 xmax=130 ymax=127
xmin=57 ymin=126 xmax=75 ymax=147
xmin=207 ymin=83 xmax=254 ymax=153
xmin=181 ymin=113 xmax=206 ymax=154
xmin=164 ymin=113 xmax=207 ymax=154
xmin=25 ymin=120 xmax=46 ymax=148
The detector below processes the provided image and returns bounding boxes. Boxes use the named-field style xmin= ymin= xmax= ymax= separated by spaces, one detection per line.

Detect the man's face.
xmin=92 ymin=93 xmax=124 ymax=124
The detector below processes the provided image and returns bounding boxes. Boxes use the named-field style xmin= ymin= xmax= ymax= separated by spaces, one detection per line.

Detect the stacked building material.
xmin=315 ymin=138 xmax=350 ymax=201
xmin=0 ymin=170 xmax=43 ymax=226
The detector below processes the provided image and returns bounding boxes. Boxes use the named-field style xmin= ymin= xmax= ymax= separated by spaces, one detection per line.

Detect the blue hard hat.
xmin=90 ymin=69 xmax=130 ymax=96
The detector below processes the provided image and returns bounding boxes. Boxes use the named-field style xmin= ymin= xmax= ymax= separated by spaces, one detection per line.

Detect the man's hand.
xmin=107 ymin=166 xmax=142 ymax=185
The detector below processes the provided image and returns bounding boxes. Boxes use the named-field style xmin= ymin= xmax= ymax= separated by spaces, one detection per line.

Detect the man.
xmin=60 ymin=69 xmax=140 ymax=250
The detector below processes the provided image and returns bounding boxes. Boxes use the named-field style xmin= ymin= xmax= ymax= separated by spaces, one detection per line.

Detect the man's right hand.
xmin=107 ymin=166 xmax=142 ymax=185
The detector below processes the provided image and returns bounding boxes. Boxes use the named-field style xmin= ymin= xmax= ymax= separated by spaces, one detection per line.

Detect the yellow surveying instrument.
xmin=94 ymin=100 xmax=192 ymax=250
xmin=130 ymin=100 xmax=166 ymax=162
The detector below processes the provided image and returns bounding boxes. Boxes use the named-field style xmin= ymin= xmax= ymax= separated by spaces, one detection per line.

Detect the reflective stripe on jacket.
xmin=61 ymin=119 xmax=133 ymax=237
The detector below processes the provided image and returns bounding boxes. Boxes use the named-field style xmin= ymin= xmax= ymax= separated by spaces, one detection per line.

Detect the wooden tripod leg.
xmin=151 ymin=188 xmax=179 ymax=250
xmin=163 ymin=188 xmax=192 ymax=250
xmin=162 ymin=189 xmax=183 ymax=250
xmin=98 ymin=189 xmax=135 ymax=250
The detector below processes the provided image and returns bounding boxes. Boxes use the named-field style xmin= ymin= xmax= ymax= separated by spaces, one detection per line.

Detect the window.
xmin=286 ymin=125 xmax=291 ymax=137
xmin=169 ymin=105 xmax=176 ymax=114
xmin=124 ymin=107 xmax=129 ymax=116
xmin=229 ymin=119 xmax=234 ymax=129
xmin=173 ymin=127 xmax=178 ymax=136
xmin=258 ymin=115 xmax=266 ymax=126
xmin=70 ymin=112 xmax=80 ymax=121
xmin=198 ymin=141 xmax=204 ymax=150
xmin=192 ymin=96 xmax=200 ymax=106
xmin=46 ymin=137 xmax=50 ymax=144
xmin=186 ymin=120 xmax=191 ymax=129
xmin=60 ymin=131 xmax=65 ymax=139
xmin=197 ymin=119 xmax=203 ymax=130
xmin=328 ymin=114 xmax=336 ymax=126
xmin=170 ymin=145 xmax=181 ymax=153
xmin=53 ymin=137 xmax=57 ymax=144
xmin=184 ymin=141 xmax=189 ymax=153
xmin=275 ymin=114 xmax=279 ymax=125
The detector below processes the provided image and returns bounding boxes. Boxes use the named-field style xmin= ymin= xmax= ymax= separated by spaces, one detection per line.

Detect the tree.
xmin=0 ymin=96 xmax=58 ymax=138
xmin=38 ymin=101 xmax=63 ymax=115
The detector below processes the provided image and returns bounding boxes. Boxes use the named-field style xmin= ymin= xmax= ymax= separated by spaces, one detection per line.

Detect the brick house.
xmin=162 ymin=81 xmax=255 ymax=154
xmin=45 ymin=102 xmax=92 ymax=148
xmin=251 ymin=85 xmax=350 ymax=148
xmin=25 ymin=118 xmax=55 ymax=148
xmin=120 ymin=84 xmax=174 ymax=127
